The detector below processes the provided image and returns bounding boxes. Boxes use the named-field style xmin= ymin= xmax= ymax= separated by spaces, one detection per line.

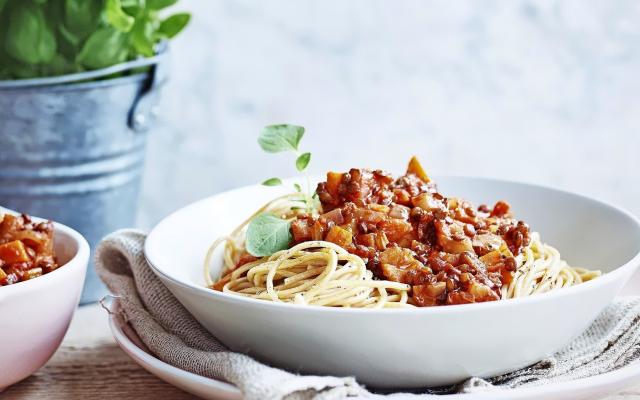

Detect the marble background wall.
xmin=139 ymin=0 xmax=640 ymax=228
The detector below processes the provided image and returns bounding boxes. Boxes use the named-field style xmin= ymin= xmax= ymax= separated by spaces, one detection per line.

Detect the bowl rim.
xmin=0 ymin=215 xmax=90 ymax=294
xmin=145 ymin=174 xmax=640 ymax=315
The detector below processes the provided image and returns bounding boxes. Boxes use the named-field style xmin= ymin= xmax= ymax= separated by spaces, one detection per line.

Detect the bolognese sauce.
xmin=0 ymin=213 xmax=58 ymax=286
xmin=289 ymin=157 xmax=531 ymax=306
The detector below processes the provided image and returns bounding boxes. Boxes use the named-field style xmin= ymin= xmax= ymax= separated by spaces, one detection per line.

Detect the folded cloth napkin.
xmin=96 ymin=229 xmax=640 ymax=400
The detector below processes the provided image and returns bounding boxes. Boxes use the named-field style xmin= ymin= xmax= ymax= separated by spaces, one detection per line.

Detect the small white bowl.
xmin=0 ymin=210 xmax=89 ymax=391
xmin=145 ymin=177 xmax=640 ymax=388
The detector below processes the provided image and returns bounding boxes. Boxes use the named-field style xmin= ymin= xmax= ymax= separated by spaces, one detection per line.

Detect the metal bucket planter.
xmin=0 ymin=51 xmax=166 ymax=304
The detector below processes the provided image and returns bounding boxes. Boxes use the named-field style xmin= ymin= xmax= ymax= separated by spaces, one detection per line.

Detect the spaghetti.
xmin=502 ymin=233 xmax=601 ymax=299
xmin=204 ymin=197 xmax=412 ymax=308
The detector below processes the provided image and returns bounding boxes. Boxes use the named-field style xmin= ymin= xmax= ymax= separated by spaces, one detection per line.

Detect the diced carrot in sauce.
xmin=354 ymin=208 xmax=386 ymax=224
xmin=311 ymin=220 xmax=325 ymax=241
xmin=0 ymin=240 xmax=30 ymax=264
xmin=380 ymin=219 xmax=413 ymax=242
xmin=325 ymin=225 xmax=352 ymax=248
xmin=325 ymin=172 xmax=343 ymax=197
xmin=374 ymin=231 xmax=389 ymax=250
xmin=356 ymin=233 xmax=376 ymax=248
xmin=406 ymin=156 xmax=430 ymax=183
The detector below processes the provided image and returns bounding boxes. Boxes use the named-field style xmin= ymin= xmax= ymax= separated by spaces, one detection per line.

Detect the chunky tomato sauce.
xmin=290 ymin=157 xmax=531 ymax=306
xmin=0 ymin=214 xmax=58 ymax=286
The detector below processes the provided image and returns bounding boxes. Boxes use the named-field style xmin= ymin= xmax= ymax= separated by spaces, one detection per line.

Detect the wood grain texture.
xmin=2 ymin=304 xmax=639 ymax=399
xmin=3 ymin=343 xmax=195 ymax=400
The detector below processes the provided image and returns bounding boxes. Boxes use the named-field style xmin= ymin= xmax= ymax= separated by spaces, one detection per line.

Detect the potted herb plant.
xmin=0 ymin=0 xmax=189 ymax=303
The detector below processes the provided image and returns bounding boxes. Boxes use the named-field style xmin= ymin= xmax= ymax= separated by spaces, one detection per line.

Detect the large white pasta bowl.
xmin=144 ymin=177 xmax=640 ymax=388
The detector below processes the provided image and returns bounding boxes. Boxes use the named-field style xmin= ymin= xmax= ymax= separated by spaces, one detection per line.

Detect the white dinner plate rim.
xmin=108 ymin=298 xmax=640 ymax=399
xmin=144 ymin=175 xmax=640 ymax=315
xmin=107 ymin=302 xmax=242 ymax=398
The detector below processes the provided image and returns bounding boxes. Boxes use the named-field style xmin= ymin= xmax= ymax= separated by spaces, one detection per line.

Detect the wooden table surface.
xmin=3 ymin=304 xmax=640 ymax=400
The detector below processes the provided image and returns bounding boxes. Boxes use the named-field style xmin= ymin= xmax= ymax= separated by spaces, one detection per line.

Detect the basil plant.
xmin=0 ymin=0 xmax=190 ymax=79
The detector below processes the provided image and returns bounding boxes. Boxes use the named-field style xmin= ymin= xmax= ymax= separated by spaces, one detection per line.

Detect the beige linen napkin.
xmin=96 ymin=229 xmax=640 ymax=400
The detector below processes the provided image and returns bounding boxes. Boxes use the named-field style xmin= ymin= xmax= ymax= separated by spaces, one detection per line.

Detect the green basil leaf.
xmin=121 ymin=0 xmax=143 ymax=7
xmin=295 ymin=152 xmax=311 ymax=171
xmin=130 ymin=18 xmax=155 ymax=56
xmin=64 ymin=0 xmax=102 ymax=40
xmin=6 ymin=1 xmax=57 ymax=65
xmin=105 ymin=0 xmax=135 ymax=32
xmin=258 ymin=125 xmax=305 ymax=153
xmin=42 ymin=53 xmax=78 ymax=76
xmin=5 ymin=60 xmax=40 ymax=79
xmin=120 ymin=0 xmax=145 ymax=17
xmin=158 ymin=12 xmax=190 ymax=39
xmin=262 ymin=178 xmax=283 ymax=187
xmin=293 ymin=183 xmax=302 ymax=192
xmin=0 ymin=0 xmax=12 ymax=67
xmin=58 ymin=23 xmax=80 ymax=47
xmin=245 ymin=214 xmax=292 ymax=257
xmin=147 ymin=0 xmax=177 ymax=10
xmin=77 ymin=26 xmax=128 ymax=69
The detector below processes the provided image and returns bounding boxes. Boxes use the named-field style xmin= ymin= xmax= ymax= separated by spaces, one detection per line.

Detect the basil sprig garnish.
xmin=246 ymin=124 xmax=318 ymax=257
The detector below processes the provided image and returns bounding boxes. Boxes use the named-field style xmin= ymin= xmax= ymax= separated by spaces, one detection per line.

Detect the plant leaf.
xmin=296 ymin=152 xmax=311 ymax=171
xmin=58 ymin=23 xmax=80 ymax=47
xmin=258 ymin=124 xmax=305 ymax=153
xmin=3 ymin=59 xmax=41 ymax=79
xmin=245 ymin=214 xmax=292 ymax=257
xmin=147 ymin=0 xmax=177 ymax=10
xmin=293 ymin=183 xmax=302 ymax=192
xmin=41 ymin=53 xmax=78 ymax=76
xmin=130 ymin=18 xmax=155 ymax=56
xmin=6 ymin=1 xmax=57 ymax=64
xmin=105 ymin=0 xmax=135 ymax=32
xmin=121 ymin=0 xmax=143 ymax=6
xmin=158 ymin=12 xmax=190 ymax=39
xmin=121 ymin=0 xmax=145 ymax=17
xmin=262 ymin=177 xmax=282 ymax=187
xmin=77 ymin=26 xmax=129 ymax=69
xmin=64 ymin=0 xmax=102 ymax=40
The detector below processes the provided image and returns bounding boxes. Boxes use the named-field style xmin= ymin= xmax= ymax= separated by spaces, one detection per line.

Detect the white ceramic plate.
xmin=144 ymin=176 xmax=640 ymax=388
xmin=107 ymin=300 xmax=241 ymax=400
xmin=108 ymin=298 xmax=640 ymax=400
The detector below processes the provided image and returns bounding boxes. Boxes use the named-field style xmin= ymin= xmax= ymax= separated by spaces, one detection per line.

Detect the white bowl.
xmin=144 ymin=177 xmax=640 ymax=388
xmin=0 ymin=210 xmax=90 ymax=390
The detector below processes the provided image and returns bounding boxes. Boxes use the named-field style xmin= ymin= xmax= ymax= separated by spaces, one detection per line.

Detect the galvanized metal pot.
xmin=0 ymin=51 xmax=166 ymax=304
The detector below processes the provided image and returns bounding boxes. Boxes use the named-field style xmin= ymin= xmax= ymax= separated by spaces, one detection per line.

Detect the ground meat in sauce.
xmin=293 ymin=157 xmax=531 ymax=307
xmin=0 ymin=213 xmax=58 ymax=286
